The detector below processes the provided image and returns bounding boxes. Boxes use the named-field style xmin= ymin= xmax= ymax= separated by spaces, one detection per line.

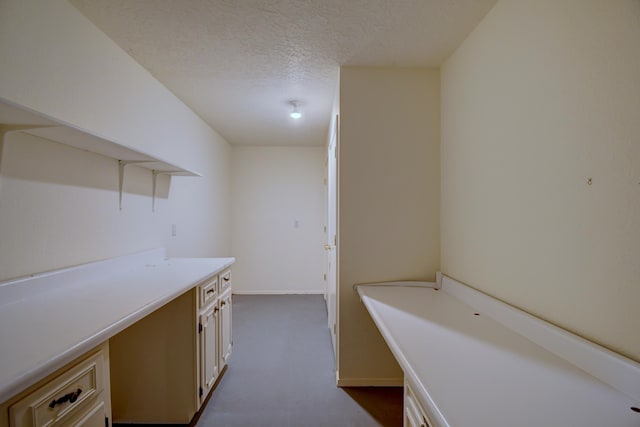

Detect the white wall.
xmin=338 ymin=67 xmax=440 ymax=384
xmin=441 ymin=0 xmax=640 ymax=362
xmin=0 ymin=0 xmax=220 ymax=172
xmin=0 ymin=133 xmax=167 ymax=279
xmin=231 ymin=146 xmax=325 ymax=294
xmin=0 ymin=0 xmax=231 ymax=280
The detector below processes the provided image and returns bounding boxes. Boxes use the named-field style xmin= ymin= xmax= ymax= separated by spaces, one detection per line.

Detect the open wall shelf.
xmin=0 ymin=98 xmax=201 ymax=210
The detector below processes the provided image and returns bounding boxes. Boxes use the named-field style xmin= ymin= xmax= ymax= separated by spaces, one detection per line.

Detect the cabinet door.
xmin=200 ymin=304 xmax=219 ymax=402
xmin=219 ymin=291 xmax=233 ymax=368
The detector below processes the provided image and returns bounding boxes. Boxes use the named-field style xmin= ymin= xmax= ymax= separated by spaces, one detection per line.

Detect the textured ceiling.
xmin=70 ymin=0 xmax=497 ymax=146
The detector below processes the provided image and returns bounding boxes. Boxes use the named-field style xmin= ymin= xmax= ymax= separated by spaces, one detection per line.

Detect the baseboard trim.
xmin=232 ymin=290 xmax=325 ymax=295
xmin=337 ymin=378 xmax=404 ymax=387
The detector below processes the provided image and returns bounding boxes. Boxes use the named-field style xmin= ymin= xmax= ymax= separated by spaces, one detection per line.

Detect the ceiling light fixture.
xmin=289 ymin=101 xmax=302 ymax=119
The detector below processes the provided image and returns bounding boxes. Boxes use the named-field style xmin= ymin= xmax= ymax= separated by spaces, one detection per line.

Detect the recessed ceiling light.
xmin=290 ymin=101 xmax=302 ymax=119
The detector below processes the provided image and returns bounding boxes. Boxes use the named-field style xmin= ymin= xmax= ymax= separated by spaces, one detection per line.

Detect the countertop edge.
xmin=0 ymin=256 xmax=235 ymax=403
xmin=356 ymin=281 xmax=640 ymax=426
xmin=357 ymin=285 xmax=450 ymax=427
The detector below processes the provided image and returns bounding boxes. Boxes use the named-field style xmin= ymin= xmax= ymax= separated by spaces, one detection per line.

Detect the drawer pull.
xmin=223 ymin=275 xmax=230 ymax=282
xmin=220 ymin=301 xmax=226 ymax=306
xmin=49 ymin=388 xmax=82 ymax=409
xmin=206 ymin=289 xmax=215 ymax=295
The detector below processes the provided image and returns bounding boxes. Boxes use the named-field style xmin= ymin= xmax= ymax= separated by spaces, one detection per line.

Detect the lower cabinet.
xmin=1 ymin=343 xmax=111 ymax=427
xmin=109 ymin=268 xmax=232 ymax=424
xmin=109 ymin=289 xmax=198 ymax=424
xmin=404 ymin=380 xmax=432 ymax=427
xmin=198 ymin=271 xmax=233 ymax=405
xmin=0 ymin=267 xmax=233 ymax=427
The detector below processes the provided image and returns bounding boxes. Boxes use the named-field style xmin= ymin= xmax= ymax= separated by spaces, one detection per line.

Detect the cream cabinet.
xmin=109 ymin=289 xmax=198 ymax=424
xmin=198 ymin=275 xmax=220 ymax=404
xmin=109 ymin=268 xmax=233 ymax=424
xmin=0 ymin=343 xmax=111 ymax=427
xmin=404 ymin=380 xmax=432 ymax=427
xmin=0 ymin=255 xmax=235 ymax=427
xmin=198 ymin=269 xmax=233 ymax=403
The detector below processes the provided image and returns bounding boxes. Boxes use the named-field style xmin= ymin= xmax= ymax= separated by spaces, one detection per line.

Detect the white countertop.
xmin=357 ymin=284 xmax=640 ymax=427
xmin=0 ymin=250 xmax=234 ymax=403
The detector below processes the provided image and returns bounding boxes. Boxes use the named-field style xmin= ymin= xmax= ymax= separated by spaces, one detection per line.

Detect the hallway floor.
xmin=197 ymin=295 xmax=403 ymax=427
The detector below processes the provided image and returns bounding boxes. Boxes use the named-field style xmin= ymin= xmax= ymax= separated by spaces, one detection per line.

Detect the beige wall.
xmin=338 ymin=67 xmax=440 ymax=383
xmin=0 ymin=0 xmax=231 ymax=280
xmin=441 ymin=0 xmax=640 ymax=361
xmin=231 ymin=146 xmax=325 ymax=293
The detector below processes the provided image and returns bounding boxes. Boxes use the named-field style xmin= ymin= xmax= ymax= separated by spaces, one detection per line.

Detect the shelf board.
xmin=0 ymin=98 xmax=201 ymax=177
xmin=0 ymin=100 xmax=56 ymax=127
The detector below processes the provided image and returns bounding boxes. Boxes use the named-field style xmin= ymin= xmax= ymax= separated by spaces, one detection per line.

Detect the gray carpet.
xmin=197 ymin=295 xmax=403 ymax=427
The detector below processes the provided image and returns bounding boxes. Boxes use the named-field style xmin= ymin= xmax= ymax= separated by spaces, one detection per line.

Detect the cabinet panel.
xmin=199 ymin=276 xmax=218 ymax=309
xmin=199 ymin=303 xmax=219 ymax=403
xmin=8 ymin=346 xmax=109 ymax=427
xmin=72 ymin=401 xmax=105 ymax=427
xmin=219 ymin=290 xmax=233 ymax=368
xmin=219 ymin=270 xmax=231 ymax=294
xmin=109 ymin=289 xmax=197 ymax=424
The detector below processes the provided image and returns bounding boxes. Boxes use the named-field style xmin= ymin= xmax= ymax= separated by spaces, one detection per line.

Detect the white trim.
xmin=337 ymin=378 xmax=403 ymax=387
xmin=232 ymin=290 xmax=324 ymax=295
xmin=442 ymin=275 xmax=640 ymax=401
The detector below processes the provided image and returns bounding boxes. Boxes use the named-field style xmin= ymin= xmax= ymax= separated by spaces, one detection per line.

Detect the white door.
xmin=326 ymin=114 xmax=338 ymax=358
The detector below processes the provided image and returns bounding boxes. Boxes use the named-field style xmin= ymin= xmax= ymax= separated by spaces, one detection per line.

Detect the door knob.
xmin=324 ymin=245 xmax=331 ymax=250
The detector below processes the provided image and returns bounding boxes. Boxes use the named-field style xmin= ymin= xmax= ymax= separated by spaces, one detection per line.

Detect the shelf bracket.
xmin=152 ymin=170 xmax=181 ymax=212
xmin=152 ymin=170 xmax=158 ymax=212
xmin=118 ymin=160 xmax=151 ymax=210
xmin=0 ymin=125 xmax=57 ymax=173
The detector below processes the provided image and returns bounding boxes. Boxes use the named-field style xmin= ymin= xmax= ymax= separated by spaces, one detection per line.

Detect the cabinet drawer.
xmin=199 ymin=276 xmax=218 ymax=308
xmin=10 ymin=350 xmax=105 ymax=427
xmin=219 ymin=269 xmax=232 ymax=293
